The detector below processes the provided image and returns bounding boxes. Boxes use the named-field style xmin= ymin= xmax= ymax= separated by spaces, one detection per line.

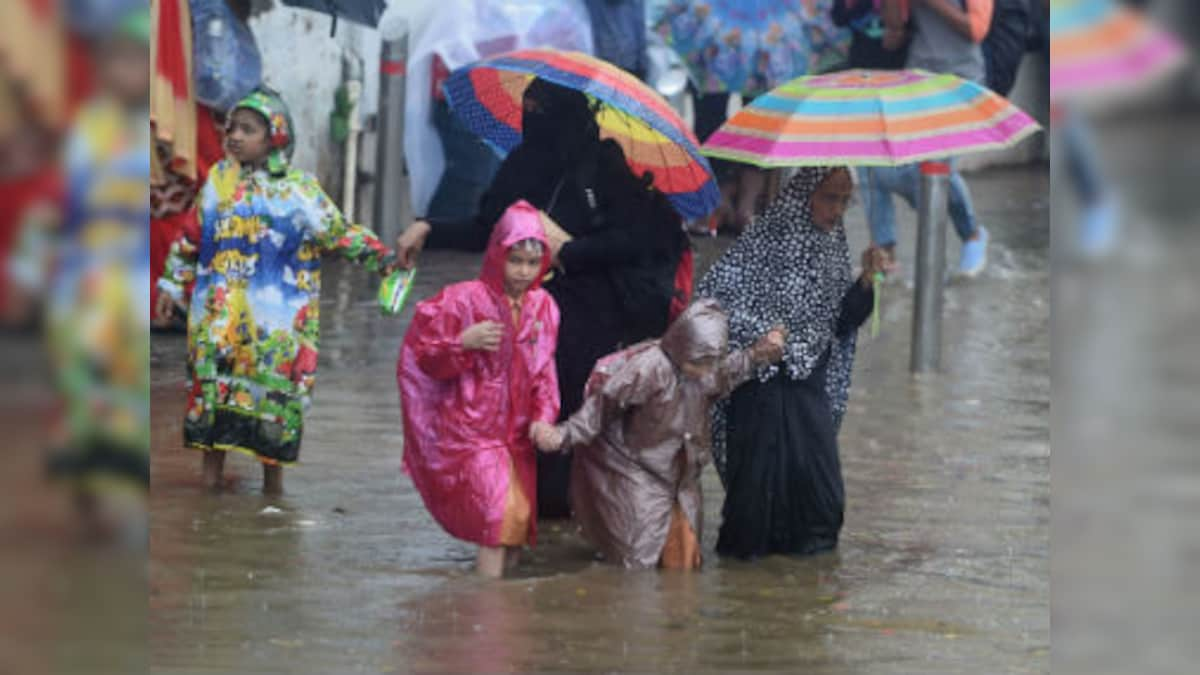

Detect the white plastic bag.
xmin=403 ymin=0 xmax=594 ymax=218
xmin=191 ymin=0 xmax=263 ymax=113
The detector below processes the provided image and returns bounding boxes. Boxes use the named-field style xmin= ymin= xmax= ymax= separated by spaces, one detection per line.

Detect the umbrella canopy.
xmin=280 ymin=0 xmax=386 ymax=31
xmin=443 ymin=48 xmax=720 ymax=220
xmin=700 ymin=69 xmax=1042 ymax=167
xmin=1050 ymin=0 xmax=1188 ymax=104
xmin=654 ymin=0 xmax=850 ymax=95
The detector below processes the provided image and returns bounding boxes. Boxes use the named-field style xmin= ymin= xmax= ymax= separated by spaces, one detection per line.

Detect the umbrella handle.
xmin=871 ymin=271 xmax=884 ymax=338
xmin=861 ymin=167 xmax=883 ymax=339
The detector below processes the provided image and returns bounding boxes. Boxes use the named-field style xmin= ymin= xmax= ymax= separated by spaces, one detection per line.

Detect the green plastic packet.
xmin=379 ymin=267 xmax=416 ymax=316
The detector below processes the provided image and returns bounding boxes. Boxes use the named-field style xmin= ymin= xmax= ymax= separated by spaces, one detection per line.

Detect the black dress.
xmin=716 ymin=282 xmax=873 ymax=559
xmin=425 ymin=141 xmax=685 ymax=518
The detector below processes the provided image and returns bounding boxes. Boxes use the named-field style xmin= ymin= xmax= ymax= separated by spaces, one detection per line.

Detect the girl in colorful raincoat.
xmin=155 ymin=88 xmax=396 ymax=494
xmin=535 ymin=300 xmax=785 ymax=570
xmin=398 ymin=200 xmax=560 ymax=578
xmin=9 ymin=8 xmax=153 ymax=541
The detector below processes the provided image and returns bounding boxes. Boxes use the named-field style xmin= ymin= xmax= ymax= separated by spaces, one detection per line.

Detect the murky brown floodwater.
xmin=150 ymin=166 xmax=1049 ymax=673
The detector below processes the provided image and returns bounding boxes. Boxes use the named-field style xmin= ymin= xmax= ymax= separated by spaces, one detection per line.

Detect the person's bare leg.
xmin=72 ymin=489 xmax=108 ymax=543
xmin=503 ymin=546 xmax=522 ymax=573
xmin=476 ymin=546 xmax=505 ymax=578
xmin=735 ymin=167 xmax=767 ymax=230
xmin=262 ymin=464 xmax=283 ymax=496
xmin=202 ymin=451 xmax=225 ymax=490
xmin=716 ymin=178 xmax=738 ymax=230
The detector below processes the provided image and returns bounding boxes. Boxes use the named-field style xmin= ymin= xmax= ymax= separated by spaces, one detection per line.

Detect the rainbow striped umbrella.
xmin=443 ymin=49 xmax=719 ymax=220
xmin=700 ymin=69 xmax=1041 ymax=167
xmin=1050 ymin=0 xmax=1188 ymax=104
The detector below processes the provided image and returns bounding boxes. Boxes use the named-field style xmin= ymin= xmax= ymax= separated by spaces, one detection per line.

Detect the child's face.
xmin=97 ymin=36 xmax=150 ymax=107
xmin=226 ymin=109 xmax=271 ymax=167
xmin=810 ymin=169 xmax=854 ymax=232
xmin=503 ymin=246 xmax=542 ymax=298
xmin=680 ymin=357 xmax=718 ymax=380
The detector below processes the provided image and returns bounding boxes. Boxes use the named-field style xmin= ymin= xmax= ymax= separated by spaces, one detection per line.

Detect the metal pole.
xmin=340 ymin=53 xmax=363 ymax=221
xmin=911 ymin=161 xmax=949 ymax=373
xmin=374 ymin=35 xmax=408 ymax=244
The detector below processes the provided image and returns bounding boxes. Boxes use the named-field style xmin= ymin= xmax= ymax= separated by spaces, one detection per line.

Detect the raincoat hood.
xmin=660 ymin=299 xmax=729 ymax=367
xmin=231 ymin=88 xmax=294 ymax=176
xmin=479 ymin=199 xmax=552 ymax=296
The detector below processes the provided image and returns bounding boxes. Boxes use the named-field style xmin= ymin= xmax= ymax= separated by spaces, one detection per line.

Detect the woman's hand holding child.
xmin=860 ymin=246 xmax=891 ymax=288
xmin=751 ymin=325 xmax=788 ymax=364
xmin=530 ymin=421 xmax=564 ymax=452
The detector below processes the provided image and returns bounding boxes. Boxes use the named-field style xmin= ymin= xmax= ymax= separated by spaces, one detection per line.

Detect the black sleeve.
xmin=558 ymin=224 xmax=642 ymax=273
xmin=424 ymin=148 xmax=542 ymax=252
xmin=831 ymin=0 xmax=871 ymax=27
xmin=558 ymin=142 xmax=668 ymax=274
xmin=836 ymin=280 xmax=875 ymax=337
xmin=424 ymin=214 xmax=490 ymax=251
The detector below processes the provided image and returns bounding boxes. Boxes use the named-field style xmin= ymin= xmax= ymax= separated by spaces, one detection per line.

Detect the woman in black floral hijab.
xmin=698 ymin=166 xmax=888 ymax=558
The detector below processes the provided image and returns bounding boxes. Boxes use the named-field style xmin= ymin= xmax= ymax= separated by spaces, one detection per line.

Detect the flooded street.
xmin=150 ymin=166 xmax=1049 ymax=673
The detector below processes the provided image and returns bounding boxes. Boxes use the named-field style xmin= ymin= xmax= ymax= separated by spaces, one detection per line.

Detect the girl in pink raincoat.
xmin=398 ymin=200 xmax=560 ymax=577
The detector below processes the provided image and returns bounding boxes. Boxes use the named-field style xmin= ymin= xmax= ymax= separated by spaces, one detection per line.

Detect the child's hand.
xmin=154 ymin=292 xmax=177 ymax=325
xmin=751 ymin=325 xmax=787 ymax=364
xmin=529 ymin=421 xmax=564 ymax=452
xmin=461 ymin=320 xmax=504 ymax=351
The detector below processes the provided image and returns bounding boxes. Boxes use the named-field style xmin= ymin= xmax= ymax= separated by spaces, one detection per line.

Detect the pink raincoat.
xmin=398 ymin=200 xmax=560 ymax=547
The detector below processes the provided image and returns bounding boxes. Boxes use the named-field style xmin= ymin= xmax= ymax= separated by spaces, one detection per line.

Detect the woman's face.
xmin=521 ymin=86 xmax=557 ymax=148
xmin=810 ymin=169 xmax=854 ymax=232
xmin=522 ymin=95 xmax=545 ymax=116
xmin=520 ymin=80 xmax=595 ymax=156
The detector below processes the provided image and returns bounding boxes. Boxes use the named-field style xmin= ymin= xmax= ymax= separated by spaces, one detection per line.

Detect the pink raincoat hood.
xmin=479 ymin=199 xmax=552 ymax=296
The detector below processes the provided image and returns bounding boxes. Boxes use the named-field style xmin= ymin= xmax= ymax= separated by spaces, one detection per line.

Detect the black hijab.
xmin=522 ymin=78 xmax=602 ymax=166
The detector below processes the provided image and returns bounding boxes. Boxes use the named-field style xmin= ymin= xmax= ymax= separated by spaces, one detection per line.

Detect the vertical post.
xmin=911 ymin=160 xmax=949 ymax=373
xmin=374 ymin=35 xmax=408 ymax=244
xmin=340 ymin=52 xmax=363 ymax=221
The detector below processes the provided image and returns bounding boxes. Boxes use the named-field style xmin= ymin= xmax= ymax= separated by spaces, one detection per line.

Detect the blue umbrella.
xmin=653 ymin=0 xmax=850 ymax=95
xmin=280 ymin=0 xmax=387 ymax=34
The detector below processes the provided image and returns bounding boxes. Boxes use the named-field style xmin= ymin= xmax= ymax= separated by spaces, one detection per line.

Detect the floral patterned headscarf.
xmin=230 ymin=87 xmax=294 ymax=176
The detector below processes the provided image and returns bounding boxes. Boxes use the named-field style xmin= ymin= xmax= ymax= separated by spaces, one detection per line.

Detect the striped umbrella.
xmin=443 ymin=48 xmax=719 ymax=220
xmin=1050 ymin=0 xmax=1188 ymax=104
xmin=699 ymin=69 xmax=1041 ymax=167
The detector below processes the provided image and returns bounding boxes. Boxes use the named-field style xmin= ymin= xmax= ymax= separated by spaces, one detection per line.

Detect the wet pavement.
xmin=1049 ymin=110 xmax=1200 ymax=675
xmin=150 ymin=165 xmax=1049 ymax=673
